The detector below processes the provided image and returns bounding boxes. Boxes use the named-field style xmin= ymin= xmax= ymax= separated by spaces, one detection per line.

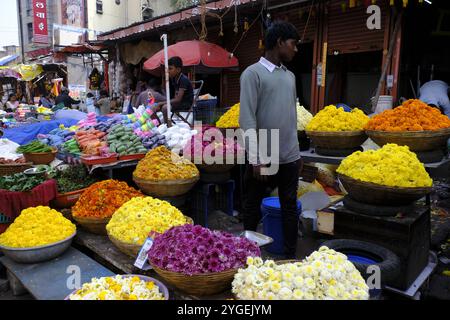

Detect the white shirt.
xmin=419 ymin=80 xmax=450 ymax=117
xmin=259 ymin=57 xmax=287 ymax=73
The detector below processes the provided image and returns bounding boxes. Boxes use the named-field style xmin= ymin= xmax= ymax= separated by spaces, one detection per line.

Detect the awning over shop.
xmin=144 ymin=40 xmax=239 ymax=74
xmin=58 ymin=44 xmax=107 ymax=54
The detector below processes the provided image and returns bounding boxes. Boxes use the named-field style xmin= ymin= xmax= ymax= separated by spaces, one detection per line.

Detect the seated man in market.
xmin=55 ymin=88 xmax=81 ymax=109
xmin=151 ymin=57 xmax=194 ymax=124
xmin=134 ymin=78 xmax=166 ymax=109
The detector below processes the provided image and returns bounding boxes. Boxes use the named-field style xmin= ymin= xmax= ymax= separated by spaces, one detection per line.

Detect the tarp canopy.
xmin=0 ymin=55 xmax=19 ymax=66
xmin=143 ymin=40 xmax=239 ymax=75
xmin=58 ymin=44 xmax=107 ymax=54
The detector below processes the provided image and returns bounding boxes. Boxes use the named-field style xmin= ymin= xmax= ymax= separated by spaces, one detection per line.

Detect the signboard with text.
xmin=33 ymin=0 xmax=49 ymax=44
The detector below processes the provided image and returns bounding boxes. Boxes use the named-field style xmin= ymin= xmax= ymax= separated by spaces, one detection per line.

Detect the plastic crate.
xmin=193 ymin=99 xmax=229 ymax=125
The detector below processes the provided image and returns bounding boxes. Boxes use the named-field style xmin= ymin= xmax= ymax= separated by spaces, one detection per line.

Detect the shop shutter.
xmin=326 ymin=0 xmax=388 ymax=55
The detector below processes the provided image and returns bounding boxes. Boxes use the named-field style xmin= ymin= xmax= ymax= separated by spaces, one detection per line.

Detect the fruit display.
xmin=182 ymin=125 xmax=243 ymax=162
xmin=337 ymin=144 xmax=433 ymax=188
xmin=106 ymin=197 xmax=189 ymax=246
xmin=306 ymin=105 xmax=369 ymax=132
xmin=0 ymin=173 xmax=46 ymax=192
xmin=72 ymin=180 xmax=142 ymax=219
xmin=75 ymin=129 xmax=108 ymax=156
xmin=49 ymin=165 xmax=97 ymax=194
xmin=134 ymin=146 xmax=199 ymax=181
xmin=297 ymin=103 xmax=314 ymax=131
xmin=0 ymin=206 xmax=76 ymax=248
xmin=232 ymin=247 xmax=369 ymax=300
xmin=148 ymin=224 xmax=261 ymax=275
xmin=106 ymin=125 xmax=147 ymax=156
xmin=68 ymin=275 xmax=165 ymax=300
xmin=366 ymin=99 xmax=450 ymax=131
xmin=156 ymin=123 xmax=197 ymax=152
xmin=16 ymin=141 xmax=53 ymax=154
xmin=216 ymin=103 xmax=240 ymax=128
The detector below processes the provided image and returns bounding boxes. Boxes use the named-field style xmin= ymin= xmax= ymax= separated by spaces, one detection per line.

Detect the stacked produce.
xmin=297 ymin=103 xmax=314 ymax=131
xmin=0 ymin=157 xmax=27 ymax=164
xmin=16 ymin=141 xmax=53 ymax=154
xmin=49 ymin=165 xmax=97 ymax=194
xmin=366 ymin=99 xmax=450 ymax=131
xmin=232 ymin=247 xmax=369 ymax=300
xmin=182 ymin=125 xmax=243 ymax=161
xmin=0 ymin=206 xmax=76 ymax=248
xmin=38 ymin=128 xmax=76 ymax=148
xmin=306 ymin=105 xmax=369 ymax=131
xmin=156 ymin=124 xmax=197 ymax=151
xmin=75 ymin=129 xmax=108 ymax=156
xmin=216 ymin=103 xmax=240 ymax=128
xmin=68 ymin=276 xmax=165 ymax=300
xmin=93 ymin=115 xmax=124 ymax=133
xmin=337 ymin=144 xmax=433 ymax=188
xmin=141 ymin=130 xmax=167 ymax=150
xmin=72 ymin=180 xmax=142 ymax=219
xmin=77 ymin=112 xmax=97 ymax=128
xmin=124 ymin=108 xmax=160 ymax=138
xmin=61 ymin=139 xmax=81 ymax=156
xmin=107 ymin=125 xmax=147 ymax=156
xmin=0 ymin=173 xmax=46 ymax=192
xmin=134 ymin=146 xmax=199 ymax=181
xmin=148 ymin=224 xmax=261 ymax=275
xmin=106 ymin=197 xmax=189 ymax=246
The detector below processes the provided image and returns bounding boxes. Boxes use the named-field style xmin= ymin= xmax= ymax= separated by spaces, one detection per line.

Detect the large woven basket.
xmin=151 ymin=264 xmax=238 ymax=296
xmin=23 ymin=150 xmax=57 ymax=165
xmin=133 ymin=175 xmax=199 ymax=197
xmin=306 ymin=131 xmax=368 ymax=149
xmin=108 ymin=216 xmax=194 ymax=258
xmin=0 ymin=162 xmax=33 ymax=177
xmin=72 ymin=216 xmax=111 ymax=235
xmin=366 ymin=129 xmax=450 ymax=152
xmin=50 ymin=188 xmax=88 ymax=209
xmin=339 ymin=174 xmax=432 ymax=206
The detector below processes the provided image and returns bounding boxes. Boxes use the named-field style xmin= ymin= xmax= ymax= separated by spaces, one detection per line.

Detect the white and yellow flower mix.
xmin=69 ymin=275 xmax=165 ymax=300
xmin=232 ymin=247 xmax=369 ymax=300
xmin=297 ymin=103 xmax=314 ymax=131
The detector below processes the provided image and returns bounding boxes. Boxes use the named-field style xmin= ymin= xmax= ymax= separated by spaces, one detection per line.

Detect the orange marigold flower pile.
xmin=72 ymin=180 xmax=142 ymax=219
xmin=365 ymin=99 xmax=450 ymax=132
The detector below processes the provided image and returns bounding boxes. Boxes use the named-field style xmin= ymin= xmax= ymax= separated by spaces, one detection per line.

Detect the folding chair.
xmin=171 ymin=80 xmax=204 ymax=127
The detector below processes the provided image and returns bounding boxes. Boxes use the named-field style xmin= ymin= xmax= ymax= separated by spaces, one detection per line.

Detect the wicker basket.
xmin=23 ymin=150 xmax=57 ymax=165
xmin=50 ymin=188 xmax=87 ymax=209
xmin=108 ymin=216 xmax=195 ymax=258
xmin=133 ymin=175 xmax=199 ymax=197
xmin=366 ymin=129 xmax=450 ymax=152
xmin=72 ymin=216 xmax=111 ymax=235
xmin=0 ymin=162 xmax=33 ymax=177
xmin=306 ymin=131 xmax=368 ymax=149
xmin=339 ymin=174 xmax=432 ymax=206
xmin=151 ymin=264 xmax=238 ymax=296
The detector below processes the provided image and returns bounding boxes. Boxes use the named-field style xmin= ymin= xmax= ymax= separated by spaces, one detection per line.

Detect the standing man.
xmin=239 ymin=21 xmax=302 ymax=259
xmin=152 ymin=57 xmax=194 ymax=124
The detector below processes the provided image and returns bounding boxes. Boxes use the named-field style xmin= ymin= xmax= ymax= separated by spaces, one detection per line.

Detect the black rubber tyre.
xmin=321 ymin=239 xmax=401 ymax=286
xmin=343 ymin=196 xmax=413 ymax=217
xmin=315 ymin=146 xmax=363 ymax=157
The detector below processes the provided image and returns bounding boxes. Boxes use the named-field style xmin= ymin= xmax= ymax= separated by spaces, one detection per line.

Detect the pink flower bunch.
xmin=183 ymin=126 xmax=244 ymax=160
xmin=148 ymin=224 xmax=261 ymax=275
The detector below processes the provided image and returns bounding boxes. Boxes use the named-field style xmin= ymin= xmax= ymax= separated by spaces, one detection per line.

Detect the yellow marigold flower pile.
xmin=0 ymin=206 xmax=76 ymax=248
xmin=107 ymin=197 xmax=189 ymax=245
xmin=69 ymin=275 xmax=165 ymax=300
xmin=306 ymin=105 xmax=369 ymax=132
xmin=216 ymin=103 xmax=240 ymax=128
xmin=337 ymin=144 xmax=433 ymax=188
xmin=134 ymin=146 xmax=199 ymax=181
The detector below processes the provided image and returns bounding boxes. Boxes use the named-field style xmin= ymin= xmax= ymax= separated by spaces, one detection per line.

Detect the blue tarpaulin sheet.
xmin=3 ymin=119 xmax=79 ymax=145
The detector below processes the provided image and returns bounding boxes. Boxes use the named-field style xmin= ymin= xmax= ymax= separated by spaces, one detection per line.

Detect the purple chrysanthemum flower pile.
xmin=148 ymin=224 xmax=261 ymax=275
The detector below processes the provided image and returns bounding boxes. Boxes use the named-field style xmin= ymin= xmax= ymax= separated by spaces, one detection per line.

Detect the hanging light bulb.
xmin=403 ymin=0 xmax=408 ymax=7
xmin=258 ymin=39 xmax=264 ymax=50
xmin=390 ymin=0 xmax=395 ymax=6
xmin=244 ymin=18 xmax=249 ymax=31
xmin=341 ymin=2 xmax=347 ymax=12
xmin=372 ymin=0 xmax=377 ymax=4
xmin=349 ymin=0 xmax=356 ymax=8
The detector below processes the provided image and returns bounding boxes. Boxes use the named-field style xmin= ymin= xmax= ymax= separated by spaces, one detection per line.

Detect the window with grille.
xmin=96 ymin=0 xmax=103 ymax=14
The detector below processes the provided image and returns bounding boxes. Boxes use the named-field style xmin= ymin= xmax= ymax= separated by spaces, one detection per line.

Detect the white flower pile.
xmin=297 ymin=103 xmax=314 ymax=131
xmin=157 ymin=123 xmax=197 ymax=152
xmin=232 ymin=247 xmax=370 ymax=300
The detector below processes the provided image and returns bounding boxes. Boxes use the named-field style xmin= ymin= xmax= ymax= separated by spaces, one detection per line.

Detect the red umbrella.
xmin=143 ymin=40 xmax=239 ymax=73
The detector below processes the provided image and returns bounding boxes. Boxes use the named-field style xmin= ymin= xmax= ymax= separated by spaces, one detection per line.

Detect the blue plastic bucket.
xmin=261 ymin=197 xmax=302 ymax=255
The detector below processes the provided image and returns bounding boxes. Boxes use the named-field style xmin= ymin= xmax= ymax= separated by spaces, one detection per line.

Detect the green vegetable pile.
xmin=107 ymin=125 xmax=147 ymax=156
xmin=17 ymin=141 xmax=53 ymax=154
xmin=49 ymin=165 xmax=97 ymax=194
xmin=62 ymin=139 xmax=81 ymax=156
xmin=0 ymin=173 xmax=46 ymax=192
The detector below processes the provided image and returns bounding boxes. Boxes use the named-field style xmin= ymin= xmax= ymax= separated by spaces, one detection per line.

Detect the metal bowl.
xmin=65 ymin=275 xmax=170 ymax=300
xmin=24 ymin=165 xmax=50 ymax=177
xmin=0 ymin=232 xmax=76 ymax=264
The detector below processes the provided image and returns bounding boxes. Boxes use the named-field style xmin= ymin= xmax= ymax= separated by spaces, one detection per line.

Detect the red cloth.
xmin=143 ymin=40 xmax=239 ymax=72
xmin=0 ymin=179 xmax=58 ymax=221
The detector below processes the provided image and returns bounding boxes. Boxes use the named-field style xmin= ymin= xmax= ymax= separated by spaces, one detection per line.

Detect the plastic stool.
xmin=193 ymin=180 xmax=235 ymax=228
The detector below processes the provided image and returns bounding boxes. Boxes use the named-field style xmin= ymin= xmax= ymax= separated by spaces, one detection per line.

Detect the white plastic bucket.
xmin=371 ymin=95 xmax=393 ymax=114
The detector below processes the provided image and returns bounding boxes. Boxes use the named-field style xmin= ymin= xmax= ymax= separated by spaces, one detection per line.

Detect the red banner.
xmin=33 ymin=0 xmax=49 ymax=44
